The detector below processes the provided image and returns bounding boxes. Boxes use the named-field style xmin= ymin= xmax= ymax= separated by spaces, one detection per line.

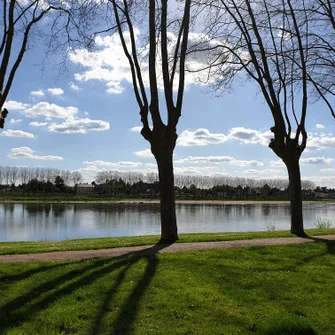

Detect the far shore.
xmin=0 ymin=199 xmax=334 ymax=205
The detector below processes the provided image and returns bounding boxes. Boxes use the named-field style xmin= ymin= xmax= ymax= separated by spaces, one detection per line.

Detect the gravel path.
xmin=0 ymin=235 xmax=334 ymax=263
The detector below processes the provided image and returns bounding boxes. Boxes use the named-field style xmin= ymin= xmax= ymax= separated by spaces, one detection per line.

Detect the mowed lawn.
xmin=0 ymin=242 xmax=334 ymax=335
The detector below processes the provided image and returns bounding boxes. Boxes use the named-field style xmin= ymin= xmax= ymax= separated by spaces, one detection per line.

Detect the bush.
xmin=314 ymin=216 xmax=332 ymax=229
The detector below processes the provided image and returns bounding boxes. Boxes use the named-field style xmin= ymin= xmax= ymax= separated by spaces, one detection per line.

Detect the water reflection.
xmin=0 ymin=203 xmax=334 ymax=242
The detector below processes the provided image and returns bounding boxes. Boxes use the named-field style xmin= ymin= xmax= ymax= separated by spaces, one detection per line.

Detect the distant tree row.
xmin=95 ymin=170 xmax=315 ymax=190
xmin=0 ymin=166 xmax=83 ymax=187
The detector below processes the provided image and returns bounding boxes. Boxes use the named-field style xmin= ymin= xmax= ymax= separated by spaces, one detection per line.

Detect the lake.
xmin=0 ymin=202 xmax=334 ymax=242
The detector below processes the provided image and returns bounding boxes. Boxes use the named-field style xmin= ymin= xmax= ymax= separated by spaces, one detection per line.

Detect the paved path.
xmin=0 ymin=235 xmax=334 ymax=263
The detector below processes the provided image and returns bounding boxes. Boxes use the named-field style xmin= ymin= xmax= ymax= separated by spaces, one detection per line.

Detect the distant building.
xmin=76 ymin=183 xmax=96 ymax=194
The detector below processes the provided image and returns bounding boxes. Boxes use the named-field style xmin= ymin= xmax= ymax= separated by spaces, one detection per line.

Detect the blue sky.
xmin=2 ymin=28 xmax=335 ymax=187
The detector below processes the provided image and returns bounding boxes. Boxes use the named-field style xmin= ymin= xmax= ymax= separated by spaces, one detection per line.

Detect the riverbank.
xmin=1 ymin=198 xmax=334 ymax=204
xmin=1 ymin=229 xmax=334 ymax=255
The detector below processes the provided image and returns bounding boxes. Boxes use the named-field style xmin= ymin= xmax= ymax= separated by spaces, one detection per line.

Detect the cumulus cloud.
xmin=243 ymin=169 xmax=286 ymax=176
xmin=270 ymin=159 xmax=285 ymax=166
xmin=270 ymin=156 xmax=333 ymax=165
xmin=174 ymin=166 xmax=220 ymax=175
xmin=23 ymin=102 xmax=78 ymax=119
xmin=69 ymin=82 xmax=80 ymax=91
xmin=1 ymin=129 xmax=35 ymax=138
xmin=68 ymin=31 xmax=228 ymax=94
xmin=228 ymin=127 xmax=272 ymax=145
xmin=47 ymin=88 xmax=64 ymax=96
xmin=320 ymin=168 xmax=335 ymax=173
xmin=8 ymin=147 xmax=63 ymax=160
xmin=30 ymin=90 xmax=44 ymax=97
xmin=177 ymin=129 xmax=228 ymax=146
xmin=7 ymin=101 xmax=109 ymax=135
xmin=130 ymin=126 xmax=142 ymax=132
xmin=307 ymin=132 xmax=335 ymax=151
xmin=29 ymin=121 xmax=48 ymax=127
xmin=133 ymin=149 xmax=153 ymax=157
xmin=175 ymin=155 xmax=263 ymax=167
xmin=48 ymin=118 xmax=110 ymax=134
xmin=4 ymin=100 xmax=30 ymax=110
xmin=9 ymin=119 xmax=22 ymax=124
xmin=301 ymin=157 xmax=333 ymax=164
xmin=316 ymin=124 xmax=325 ymax=129
xmin=83 ymin=160 xmax=142 ymax=167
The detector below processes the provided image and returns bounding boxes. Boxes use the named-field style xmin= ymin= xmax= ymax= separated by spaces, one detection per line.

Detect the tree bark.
xmin=285 ymin=157 xmax=305 ymax=236
xmin=154 ymin=148 xmax=178 ymax=242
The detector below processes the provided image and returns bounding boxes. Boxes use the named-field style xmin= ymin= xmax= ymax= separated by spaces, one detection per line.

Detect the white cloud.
xmin=83 ymin=160 xmax=142 ymax=168
xmin=30 ymin=90 xmax=44 ymax=97
xmin=4 ymin=100 xmax=30 ymax=110
xmin=9 ymin=119 xmax=22 ymax=124
xmin=29 ymin=121 xmax=48 ymax=127
xmin=1 ymin=129 xmax=35 ymax=138
xmin=316 ymin=124 xmax=325 ymax=129
xmin=47 ymin=88 xmax=64 ymax=96
xmin=8 ymin=147 xmax=63 ymax=160
xmin=48 ymin=118 xmax=110 ymax=134
xmin=270 ymin=159 xmax=285 ymax=167
xmin=320 ymin=168 xmax=335 ymax=173
xmin=174 ymin=166 xmax=222 ymax=175
xmin=23 ymin=102 xmax=78 ymax=119
xmin=270 ymin=156 xmax=334 ymax=165
xmin=177 ymin=129 xmax=228 ymax=146
xmin=69 ymin=82 xmax=80 ymax=91
xmin=307 ymin=132 xmax=335 ymax=151
xmin=243 ymin=169 xmax=286 ymax=176
xmin=130 ymin=126 xmax=142 ymax=132
xmin=68 ymin=31 xmax=228 ymax=94
xmin=228 ymin=127 xmax=272 ymax=145
xmin=175 ymin=155 xmax=263 ymax=167
xmin=301 ymin=157 xmax=333 ymax=164
xmin=133 ymin=149 xmax=153 ymax=157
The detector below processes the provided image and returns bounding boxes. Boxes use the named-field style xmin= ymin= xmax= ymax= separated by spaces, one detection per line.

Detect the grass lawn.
xmin=0 ymin=228 xmax=334 ymax=255
xmin=0 ymin=242 xmax=334 ymax=334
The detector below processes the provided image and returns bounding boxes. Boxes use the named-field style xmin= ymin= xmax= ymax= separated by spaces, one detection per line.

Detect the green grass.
xmin=0 ymin=242 xmax=334 ymax=334
xmin=0 ymin=193 xmax=333 ymax=202
xmin=0 ymin=228 xmax=334 ymax=255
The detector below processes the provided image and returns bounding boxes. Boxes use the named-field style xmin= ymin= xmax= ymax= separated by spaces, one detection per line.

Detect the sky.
xmin=2 ymin=19 xmax=335 ymax=187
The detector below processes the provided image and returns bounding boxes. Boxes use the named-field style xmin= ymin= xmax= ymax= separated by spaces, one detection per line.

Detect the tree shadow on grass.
xmin=304 ymin=236 xmax=335 ymax=256
xmin=0 ymin=242 xmax=172 ymax=334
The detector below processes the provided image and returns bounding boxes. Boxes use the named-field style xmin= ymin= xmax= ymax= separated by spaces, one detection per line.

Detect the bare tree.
xmin=19 ymin=166 xmax=29 ymax=184
xmin=9 ymin=165 xmax=18 ymax=185
xmin=71 ymin=171 xmax=83 ymax=185
xmin=4 ymin=166 xmax=10 ymax=186
xmin=110 ymin=0 xmax=192 ymax=240
xmin=194 ymin=0 xmax=330 ymax=235
xmin=0 ymin=0 xmax=79 ymax=128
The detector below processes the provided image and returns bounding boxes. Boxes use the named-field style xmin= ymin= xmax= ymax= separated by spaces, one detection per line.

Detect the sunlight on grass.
xmin=0 ymin=242 xmax=334 ymax=334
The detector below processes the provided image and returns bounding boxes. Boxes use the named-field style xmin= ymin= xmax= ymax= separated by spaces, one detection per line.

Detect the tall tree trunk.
xmin=285 ymin=157 xmax=305 ymax=236
xmin=155 ymin=149 xmax=178 ymax=242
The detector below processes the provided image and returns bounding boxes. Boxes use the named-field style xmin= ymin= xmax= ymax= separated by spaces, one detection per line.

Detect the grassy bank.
xmin=0 ymin=193 xmax=333 ymax=202
xmin=0 ymin=228 xmax=334 ymax=255
xmin=0 ymin=242 xmax=334 ymax=334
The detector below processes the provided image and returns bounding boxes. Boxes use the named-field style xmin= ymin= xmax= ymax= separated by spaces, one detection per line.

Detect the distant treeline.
xmin=0 ymin=166 xmax=322 ymax=196
xmin=0 ymin=166 xmax=83 ymax=187
xmin=95 ymin=170 xmax=316 ymax=190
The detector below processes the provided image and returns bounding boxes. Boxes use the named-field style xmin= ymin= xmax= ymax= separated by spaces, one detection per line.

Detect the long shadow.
xmin=0 ymin=259 xmax=88 ymax=284
xmin=90 ymin=242 xmax=172 ymax=335
xmin=304 ymin=236 xmax=335 ymax=256
xmin=0 ymin=242 xmax=172 ymax=333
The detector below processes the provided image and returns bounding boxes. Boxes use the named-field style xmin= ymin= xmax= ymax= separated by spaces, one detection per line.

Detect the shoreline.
xmin=0 ymin=199 xmax=334 ymax=205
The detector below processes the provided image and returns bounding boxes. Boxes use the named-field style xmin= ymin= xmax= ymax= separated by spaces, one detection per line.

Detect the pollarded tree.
xmin=195 ymin=0 xmax=331 ymax=235
xmin=111 ymin=0 xmax=191 ymax=241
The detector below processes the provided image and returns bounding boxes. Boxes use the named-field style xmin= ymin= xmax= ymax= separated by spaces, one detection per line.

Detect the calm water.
xmin=0 ymin=202 xmax=334 ymax=242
